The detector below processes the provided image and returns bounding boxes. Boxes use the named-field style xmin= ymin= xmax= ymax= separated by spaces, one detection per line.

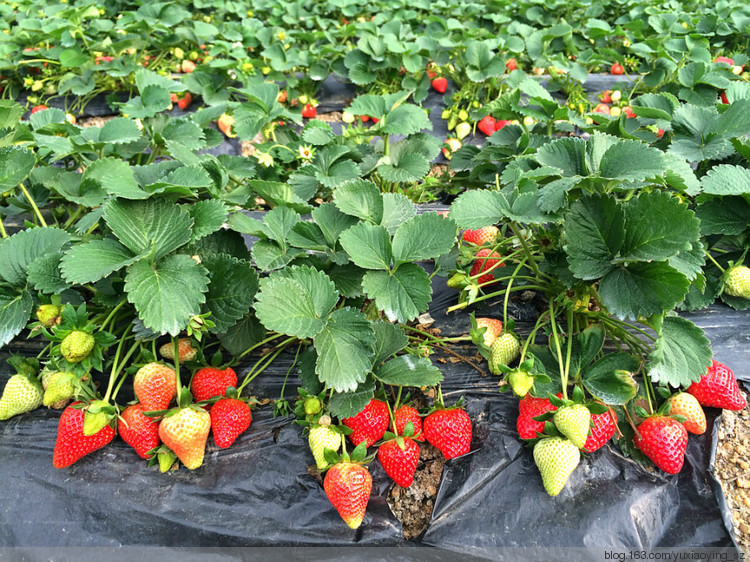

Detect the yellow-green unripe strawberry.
xmin=42 ymin=371 xmax=76 ymax=407
xmin=489 ymin=332 xmax=520 ymax=374
xmin=0 ymin=374 xmax=43 ymax=420
xmin=36 ymin=304 xmax=61 ymax=327
xmin=723 ymin=265 xmax=750 ymax=299
xmin=83 ymin=400 xmax=111 ymax=436
xmin=304 ymin=397 xmax=322 ymax=416
xmin=60 ymin=330 xmax=95 ymax=363
xmin=553 ymin=404 xmax=591 ymax=449
xmin=455 ymin=122 xmax=471 ymax=140
xmin=308 ymin=425 xmax=340 ymax=469
xmin=533 ymin=437 xmax=580 ymax=496
xmin=507 ymin=369 xmax=534 ymax=397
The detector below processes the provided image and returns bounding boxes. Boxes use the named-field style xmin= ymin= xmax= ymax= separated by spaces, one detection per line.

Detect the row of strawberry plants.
xmin=2 ymin=0 xmax=749 ymax=115
xmin=0 ymin=67 xmax=748 ymax=528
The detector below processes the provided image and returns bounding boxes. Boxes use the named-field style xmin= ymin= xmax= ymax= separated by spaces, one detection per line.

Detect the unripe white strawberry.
xmin=723 ymin=265 xmax=750 ymax=299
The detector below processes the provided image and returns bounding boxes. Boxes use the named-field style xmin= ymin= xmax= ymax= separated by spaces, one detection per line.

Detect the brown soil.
xmin=78 ymin=115 xmax=116 ymax=128
xmin=714 ymin=388 xmax=750 ymax=554
xmin=387 ymin=441 xmax=445 ymax=540
xmin=315 ymin=112 xmax=343 ymax=122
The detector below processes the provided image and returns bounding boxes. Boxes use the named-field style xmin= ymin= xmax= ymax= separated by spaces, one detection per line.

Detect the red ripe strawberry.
xmin=342 ymin=399 xmax=389 ymax=448
xmin=583 ymin=409 xmax=617 ymax=453
xmin=119 ymin=403 xmax=160 ymax=459
xmin=133 ymin=363 xmax=176 ymax=412
xmin=635 ymin=416 xmax=688 ymax=474
xmin=378 ymin=437 xmax=419 ymax=487
xmin=277 ymin=90 xmax=287 ymax=103
xmin=469 ymin=248 xmax=504 ymax=285
xmin=517 ymin=394 xmax=560 ymax=439
xmin=324 ymin=462 xmax=372 ymax=529
xmin=371 ymin=117 xmax=379 ymax=124
xmin=687 ymin=360 xmax=746 ymax=411
xmin=190 ymin=367 xmax=238 ymax=402
xmin=714 ymin=56 xmax=734 ymax=65
xmin=426 ymin=63 xmax=437 ymax=80
xmin=177 ymin=92 xmax=192 ymax=110
xmin=301 ymin=103 xmax=317 ymax=118
xmin=477 ymin=115 xmax=496 ymax=136
xmin=610 ymin=62 xmax=624 ymax=75
xmin=475 ymin=318 xmax=503 ymax=348
xmin=506 ymin=58 xmax=517 ymax=72
xmin=623 ymin=106 xmax=635 ymax=118
xmin=53 ymin=402 xmax=116 ymax=468
xmin=170 ymin=93 xmax=179 ymax=103
xmin=719 ymin=91 xmax=729 ymax=104
xmin=181 ymin=60 xmax=196 ymax=73
xmin=667 ymin=393 xmax=706 ymax=435
xmin=600 ymin=90 xmax=612 ymax=103
xmin=495 ymin=119 xmax=510 ymax=132
xmin=423 ymin=408 xmax=472 ymax=459
xmin=657 ymin=129 xmax=665 ymax=138
xmin=431 ymin=77 xmax=448 ymax=94
xmin=394 ymin=404 xmax=424 ymax=441
xmin=361 ymin=115 xmax=371 ymax=123
xmin=31 ymin=105 xmax=48 ymax=114
xmin=593 ymin=103 xmax=610 ymax=115
xmin=210 ymin=398 xmax=252 ymax=448
xmin=463 ymin=226 xmax=499 ymax=246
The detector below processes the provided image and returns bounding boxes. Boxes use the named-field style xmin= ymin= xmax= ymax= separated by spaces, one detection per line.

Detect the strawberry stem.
xmin=172 ymin=336 xmax=182 ymax=397
xmin=98 ymin=299 xmax=127 ymax=333
xmin=236 ymin=337 xmax=296 ymax=393
xmin=705 ymin=251 xmax=725 ymax=274
xmin=103 ymin=326 xmax=135 ymax=403
xmin=108 ymin=340 xmax=141 ymax=403
xmin=503 ymin=256 xmax=529 ymax=328
xmin=519 ymin=310 xmax=550 ymax=363
xmin=234 ymin=332 xmax=285 ymax=362
xmin=0 ymin=217 xmax=7 ymax=239
xmin=18 ymin=182 xmax=47 ymax=227
xmin=548 ymin=302 xmax=568 ymax=401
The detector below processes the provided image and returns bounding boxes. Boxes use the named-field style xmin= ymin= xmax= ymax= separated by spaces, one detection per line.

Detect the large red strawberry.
xmin=517 ymin=394 xmax=560 ymax=440
xmin=469 ymin=248 xmax=504 ymax=285
xmin=687 ymin=360 xmax=746 ymax=411
xmin=118 ymin=403 xmax=161 ymax=459
xmin=431 ymin=77 xmax=448 ymax=93
xmin=210 ymin=398 xmax=252 ymax=448
xmin=495 ymin=119 xmax=510 ymax=132
xmin=635 ymin=416 xmax=688 ymax=474
xmin=190 ymin=367 xmax=238 ymax=402
xmin=610 ymin=62 xmax=624 ymax=75
xmin=324 ymin=462 xmax=372 ymax=529
xmin=53 ymin=402 xmax=116 ymax=468
xmin=378 ymin=437 xmax=419 ymax=487
xmin=463 ymin=226 xmax=499 ymax=246
xmin=583 ymin=409 xmax=617 ymax=453
xmin=342 ymin=399 xmax=389 ymax=448
xmin=394 ymin=404 xmax=424 ymax=441
xmin=133 ymin=363 xmax=176 ymax=411
xmin=506 ymin=58 xmax=517 ymax=72
xmin=301 ymin=103 xmax=317 ymax=118
xmin=423 ymin=408 xmax=472 ymax=459
xmin=477 ymin=116 xmax=496 ymax=136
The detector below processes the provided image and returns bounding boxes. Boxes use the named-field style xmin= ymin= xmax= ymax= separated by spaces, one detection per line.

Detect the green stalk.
xmin=98 ymin=299 xmax=127 ymax=333
xmin=519 ymin=310 xmax=551 ymax=363
xmin=103 ymin=326 xmax=134 ymax=403
xmin=107 ymin=339 xmax=141 ymax=403
xmin=503 ymin=257 xmax=529 ymax=328
xmin=548 ymin=302 xmax=567 ymax=401
xmin=237 ymin=338 xmax=296 ymax=393
xmin=0 ymin=217 xmax=7 ymax=238
xmin=18 ymin=183 xmax=47 ymax=227
xmin=235 ymin=332 xmax=285 ymax=362
xmin=705 ymin=252 xmax=725 ymax=274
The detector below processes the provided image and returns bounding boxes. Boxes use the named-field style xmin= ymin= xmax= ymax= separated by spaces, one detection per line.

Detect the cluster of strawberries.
xmin=307 ymin=397 xmax=472 ymax=529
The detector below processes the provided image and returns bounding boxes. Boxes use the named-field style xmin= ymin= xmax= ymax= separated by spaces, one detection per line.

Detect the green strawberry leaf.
xmin=0 ymin=227 xmax=70 ymax=286
xmin=124 ymin=254 xmax=210 ymax=336
xmin=218 ymin=314 xmax=266 ymax=356
xmin=202 ymin=254 xmax=259 ymax=334
xmin=314 ymin=308 xmax=375 ymax=393
xmin=339 ymin=222 xmax=392 ymax=270
xmin=60 ymin=238 xmax=142 ymax=284
xmin=375 ymin=355 xmax=443 ymax=387
xmin=361 ymin=263 xmax=432 ymax=323
xmin=328 ymin=377 xmax=376 ymax=419
xmin=0 ymin=147 xmax=36 ymax=192
xmin=647 ymin=316 xmax=712 ymax=389
xmin=381 ymin=104 xmax=432 ymax=136
xmin=27 ymin=253 xmax=70 ymax=294
xmin=0 ymin=288 xmax=33 ymax=348
xmin=333 ymin=179 xmax=384 ymax=223
xmin=371 ymin=320 xmax=408 ymax=368
xmin=448 ymin=189 xmax=506 ymax=229
xmin=189 ymin=200 xmax=229 ymax=242
xmin=81 ymin=158 xmax=148 ymax=200
xmin=564 ymin=194 xmax=625 ymax=280
xmin=380 ymin=193 xmax=417 ymax=235
xmin=599 ymin=262 xmax=689 ymax=320
xmin=619 ymin=191 xmax=699 ymax=262
xmin=391 ymin=212 xmax=458 ymax=265
xmin=582 ymin=353 xmax=640 ymax=405
xmin=262 ymin=205 xmax=301 ymax=247
xmin=302 ymin=121 xmax=335 ymax=146
xmin=99 ymin=118 xmax=143 ymax=145
xmin=254 ymin=266 xmax=339 ymax=339
xmin=312 ymin=202 xmax=359 ymax=247
xmin=248 ymin=180 xmax=312 ymax=213
xmin=251 ymin=240 xmax=305 ymax=271
xmin=103 ymin=198 xmax=193 ymax=261
xmin=700 ymin=164 xmax=750 ymax=196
